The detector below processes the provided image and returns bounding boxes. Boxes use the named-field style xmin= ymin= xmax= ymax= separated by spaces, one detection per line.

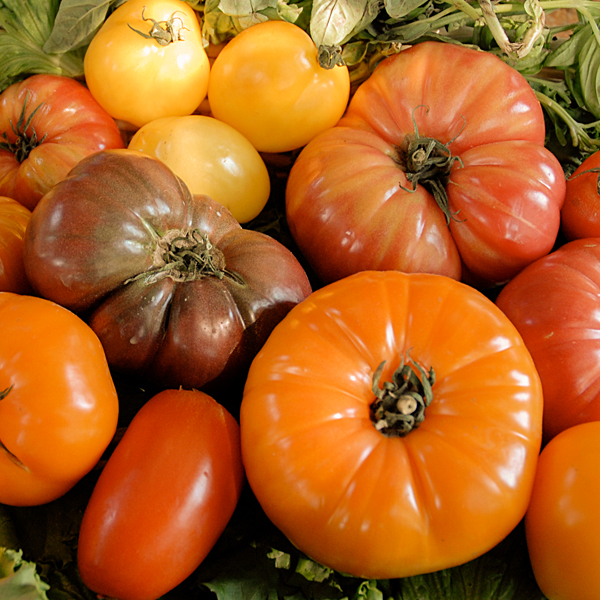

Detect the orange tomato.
xmin=526 ymin=421 xmax=600 ymax=600
xmin=0 ymin=196 xmax=31 ymax=294
xmin=240 ymin=270 xmax=543 ymax=579
xmin=0 ymin=293 xmax=119 ymax=506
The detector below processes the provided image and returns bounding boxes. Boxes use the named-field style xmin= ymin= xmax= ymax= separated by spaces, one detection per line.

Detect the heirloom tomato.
xmin=128 ymin=115 xmax=270 ymax=223
xmin=84 ymin=0 xmax=210 ymax=128
xmin=23 ymin=149 xmax=311 ymax=395
xmin=285 ymin=41 xmax=565 ymax=288
xmin=561 ymin=150 xmax=600 ymax=240
xmin=0 ymin=293 xmax=118 ymax=507
xmin=496 ymin=238 xmax=600 ymax=443
xmin=0 ymin=74 xmax=125 ymax=210
xmin=78 ymin=388 xmax=244 ymax=600
xmin=207 ymin=20 xmax=350 ymax=153
xmin=241 ymin=270 xmax=543 ymax=579
xmin=525 ymin=421 xmax=600 ymax=600
xmin=0 ymin=196 xmax=31 ymax=294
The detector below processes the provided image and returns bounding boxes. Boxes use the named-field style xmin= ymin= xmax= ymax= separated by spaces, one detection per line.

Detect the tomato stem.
xmin=127 ymin=228 xmax=245 ymax=285
xmin=370 ymin=354 xmax=435 ymax=437
xmin=0 ymin=92 xmax=48 ymax=163
xmin=399 ymin=105 xmax=465 ymax=225
xmin=128 ymin=9 xmax=189 ymax=46
xmin=0 ymin=385 xmax=12 ymax=400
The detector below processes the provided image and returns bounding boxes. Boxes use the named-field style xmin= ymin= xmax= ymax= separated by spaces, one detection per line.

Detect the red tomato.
xmin=77 ymin=388 xmax=244 ymax=600
xmin=0 ymin=74 xmax=125 ymax=210
xmin=561 ymin=150 xmax=600 ymax=240
xmin=286 ymin=41 xmax=565 ymax=288
xmin=22 ymin=149 xmax=311 ymax=394
xmin=0 ymin=196 xmax=31 ymax=294
xmin=0 ymin=293 xmax=119 ymax=506
xmin=241 ymin=270 xmax=543 ymax=579
xmin=496 ymin=238 xmax=600 ymax=443
xmin=525 ymin=421 xmax=600 ymax=600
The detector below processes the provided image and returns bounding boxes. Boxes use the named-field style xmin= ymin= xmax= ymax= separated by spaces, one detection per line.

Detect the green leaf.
xmin=0 ymin=548 xmax=50 ymax=600
xmin=42 ymin=0 xmax=116 ymax=54
xmin=578 ymin=32 xmax=600 ymax=118
xmin=385 ymin=0 xmax=429 ymax=21
xmin=218 ymin=0 xmax=278 ymax=17
xmin=309 ymin=0 xmax=372 ymax=47
xmin=544 ymin=22 xmax=594 ymax=68
xmin=0 ymin=0 xmax=60 ymax=47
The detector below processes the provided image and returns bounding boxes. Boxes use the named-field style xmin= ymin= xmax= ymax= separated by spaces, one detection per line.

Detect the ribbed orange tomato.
xmin=241 ymin=270 xmax=543 ymax=579
xmin=0 ymin=196 xmax=31 ymax=294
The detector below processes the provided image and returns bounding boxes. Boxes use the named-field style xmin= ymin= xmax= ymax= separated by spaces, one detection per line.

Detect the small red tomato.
xmin=77 ymin=388 xmax=244 ymax=600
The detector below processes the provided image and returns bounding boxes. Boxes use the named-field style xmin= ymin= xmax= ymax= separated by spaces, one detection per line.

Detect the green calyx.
xmin=370 ymin=354 xmax=435 ymax=437
xmin=399 ymin=106 xmax=465 ymax=225
xmin=0 ymin=92 xmax=47 ymax=163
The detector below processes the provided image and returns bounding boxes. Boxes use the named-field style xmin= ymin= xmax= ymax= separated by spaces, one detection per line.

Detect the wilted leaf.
xmin=310 ymin=0 xmax=371 ymax=47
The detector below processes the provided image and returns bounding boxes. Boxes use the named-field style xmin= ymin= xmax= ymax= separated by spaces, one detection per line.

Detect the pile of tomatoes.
xmin=2 ymin=1 xmax=600 ymax=599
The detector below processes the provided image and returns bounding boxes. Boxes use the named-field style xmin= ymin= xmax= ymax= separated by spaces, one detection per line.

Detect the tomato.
xmin=285 ymin=41 xmax=566 ymax=288
xmin=78 ymin=388 xmax=244 ymax=600
xmin=0 ymin=196 xmax=31 ymax=294
xmin=84 ymin=0 xmax=210 ymax=128
xmin=240 ymin=270 xmax=543 ymax=579
xmin=23 ymin=149 xmax=311 ymax=396
xmin=128 ymin=115 xmax=271 ymax=223
xmin=495 ymin=237 xmax=600 ymax=444
xmin=0 ymin=74 xmax=125 ymax=211
xmin=207 ymin=20 xmax=350 ymax=153
xmin=525 ymin=421 xmax=600 ymax=600
xmin=561 ymin=150 xmax=600 ymax=240
xmin=0 ymin=293 xmax=119 ymax=507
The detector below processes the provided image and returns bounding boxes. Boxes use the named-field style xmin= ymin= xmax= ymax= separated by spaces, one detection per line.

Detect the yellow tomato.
xmin=128 ymin=115 xmax=271 ymax=223
xmin=207 ymin=20 xmax=350 ymax=153
xmin=84 ymin=0 xmax=210 ymax=128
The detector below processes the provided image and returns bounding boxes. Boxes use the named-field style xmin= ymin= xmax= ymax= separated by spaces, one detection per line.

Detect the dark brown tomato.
xmin=23 ymin=149 xmax=312 ymax=394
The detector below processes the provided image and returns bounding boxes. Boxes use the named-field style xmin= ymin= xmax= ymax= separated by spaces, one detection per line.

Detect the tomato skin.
xmin=496 ymin=238 xmax=600 ymax=443
xmin=0 ymin=293 xmax=119 ymax=506
xmin=0 ymin=196 xmax=31 ymax=294
xmin=561 ymin=150 xmax=600 ymax=240
xmin=0 ymin=75 xmax=125 ymax=210
xmin=84 ymin=0 xmax=210 ymax=128
xmin=207 ymin=20 xmax=350 ymax=153
xmin=525 ymin=421 xmax=600 ymax=600
xmin=77 ymin=388 xmax=244 ymax=600
xmin=241 ymin=270 xmax=543 ymax=579
xmin=128 ymin=115 xmax=271 ymax=223
xmin=23 ymin=149 xmax=311 ymax=394
xmin=285 ymin=41 xmax=565 ymax=288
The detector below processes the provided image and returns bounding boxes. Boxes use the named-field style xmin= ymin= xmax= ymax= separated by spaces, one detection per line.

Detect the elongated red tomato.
xmin=526 ymin=421 xmax=600 ymax=600
xmin=241 ymin=270 xmax=543 ymax=579
xmin=0 ymin=293 xmax=119 ymax=506
xmin=0 ymin=196 xmax=31 ymax=294
xmin=77 ymin=388 xmax=244 ymax=600
xmin=286 ymin=41 xmax=565 ymax=288
xmin=496 ymin=237 xmax=600 ymax=443
xmin=0 ymin=74 xmax=125 ymax=210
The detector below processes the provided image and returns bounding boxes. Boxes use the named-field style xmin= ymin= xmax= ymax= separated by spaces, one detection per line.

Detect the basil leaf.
xmin=385 ymin=0 xmax=429 ymax=21
xmin=545 ymin=22 xmax=594 ymax=68
xmin=218 ymin=0 xmax=277 ymax=17
xmin=43 ymin=0 xmax=119 ymax=54
xmin=578 ymin=32 xmax=600 ymax=118
xmin=310 ymin=0 xmax=373 ymax=47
